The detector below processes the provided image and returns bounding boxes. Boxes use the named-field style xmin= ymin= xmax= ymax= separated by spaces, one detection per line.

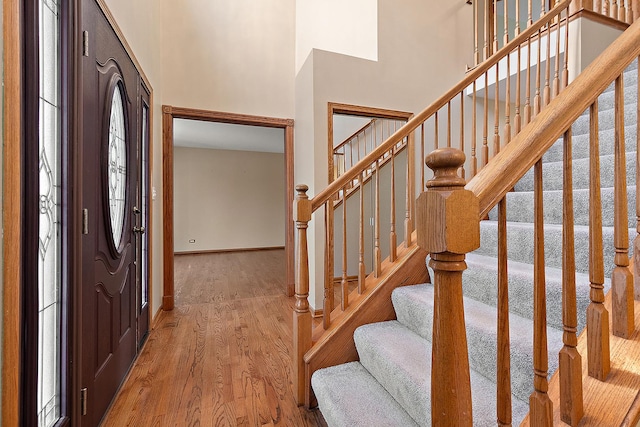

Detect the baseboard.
xmin=151 ymin=307 xmax=164 ymax=329
xmin=311 ymin=307 xmax=324 ymax=318
xmin=174 ymin=246 xmax=284 ymax=255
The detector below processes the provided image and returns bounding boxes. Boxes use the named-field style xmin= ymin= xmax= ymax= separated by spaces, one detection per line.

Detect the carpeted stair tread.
xmin=391 ymin=284 xmax=563 ymax=404
xmin=354 ymin=320 xmax=530 ymax=426
xmin=487 ymin=185 xmax=636 ymax=228
xmin=476 ymin=220 xmax=634 ymax=277
xmin=572 ymin=98 xmax=637 ymax=135
xmin=514 ymin=150 xmax=636 ymax=192
xmin=463 ymin=253 xmax=598 ymax=331
xmin=312 ymin=361 xmax=420 ymax=427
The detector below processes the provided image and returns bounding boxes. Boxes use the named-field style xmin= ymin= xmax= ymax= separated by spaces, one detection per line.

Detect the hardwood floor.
xmin=101 ymin=249 xmax=327 ymax=426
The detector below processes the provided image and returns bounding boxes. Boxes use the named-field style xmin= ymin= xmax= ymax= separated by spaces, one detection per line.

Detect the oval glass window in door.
xmin=107 ymin=83 xmax=127 ymax=249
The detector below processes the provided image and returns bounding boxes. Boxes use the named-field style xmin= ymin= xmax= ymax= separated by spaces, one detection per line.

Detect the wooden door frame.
xmin=162 ymin=106 xmax=295 ymax=310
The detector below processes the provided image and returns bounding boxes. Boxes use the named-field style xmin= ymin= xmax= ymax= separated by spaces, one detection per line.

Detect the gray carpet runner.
xmin=312 ymin=59 xmax=638 ymax=426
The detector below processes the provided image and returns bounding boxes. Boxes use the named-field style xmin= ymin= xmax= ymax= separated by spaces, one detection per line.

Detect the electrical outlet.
xmin=189 ymin=239 xmax=195 ymax=243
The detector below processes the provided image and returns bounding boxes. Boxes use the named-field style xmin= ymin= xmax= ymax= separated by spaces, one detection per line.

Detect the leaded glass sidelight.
xmin=108 ymin=84 xmax=127 ymax=249
xmin=38 ymin=0 xmax=61 ymax=425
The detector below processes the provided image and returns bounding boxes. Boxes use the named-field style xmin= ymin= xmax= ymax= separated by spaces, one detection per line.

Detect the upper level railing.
xmin=422 ymin=17 xmax=640 ymax=425
xmin=471 ymin=0 xmax=640 ymax=68
xmin=293 ymin=0 xmax=573 ymax=408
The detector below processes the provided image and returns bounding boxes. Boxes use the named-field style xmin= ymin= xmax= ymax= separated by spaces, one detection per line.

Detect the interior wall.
xmin=173 ymin=147 xmax=285 ymax=253
xmin=295 ymin=0 xmax=474 ymax=309
xmin=296 ymin=0 xmax=378 ymax=73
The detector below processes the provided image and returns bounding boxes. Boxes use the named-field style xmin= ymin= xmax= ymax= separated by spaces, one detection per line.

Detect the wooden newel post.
xmin=416 ymin=148 xmax=480 ymax=425
xmin=293 ymin=184 xmax=312 ymax=406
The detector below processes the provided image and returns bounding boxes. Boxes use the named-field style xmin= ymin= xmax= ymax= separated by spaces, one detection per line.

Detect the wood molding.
xmin=162 ymin=106 xmax=295 ymax=308
xmin=2 ymin=0 xmax=22 ymax=425
xmin=174 ymin=246 xmax=285 ymax=256
xmin=573 ymin=8 xmax=631 ymax=31
xmin=310 ymin=307 xmax=324 ymax=319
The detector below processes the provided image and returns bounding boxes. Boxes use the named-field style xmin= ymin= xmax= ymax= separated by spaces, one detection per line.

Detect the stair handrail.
xmin=466 ymin=17 xmax=640 ymax=216
xmin=421 ymin=18 xmax=640 ymax=425
xmin=332 ymin=118 xmax=376 ymax=154
xmin=310 ymin=0 xmax=571 ymax=213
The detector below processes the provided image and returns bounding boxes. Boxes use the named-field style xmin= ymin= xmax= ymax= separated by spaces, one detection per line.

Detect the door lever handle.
xmin=133 ymin=226 xmax=145 ymax=234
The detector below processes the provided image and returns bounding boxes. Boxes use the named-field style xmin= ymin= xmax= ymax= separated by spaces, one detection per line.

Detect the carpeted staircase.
xmin=311 ymin=60 xmax=638 ymax=426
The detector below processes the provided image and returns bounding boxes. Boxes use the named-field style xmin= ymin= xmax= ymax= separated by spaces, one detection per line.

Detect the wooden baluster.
xmin=525 ymin=37 xmax=533 ymax=125
xmin=417 ymin=148 xmax=479 ymax=426
xmin=612 ymin=75 xmax=634 ymax=338
xmin=474 ymin=0 xmax=480 ymax=66
xmin=634 ymin=0 xmax=640 ymax=21
xmin=494 ymin=61 xmax=501 ymax=156
xmin=620 ymin=0 xmax=626 ymax=21
xmin=293 ymin=184 xmax=312 ymax=405
xmin=447 ymin=101 xmax=452 ymax=148
xmin=504 ymin=0 xmax=509 ymax=46
xmin=553 ymin=10 xmax=562 ymax=98
xmin=587 ymin=100 xmax=611 ymax=381
xmin=563 ymin=8 xmax=570 ymax=89
xmin=435 ymin=111 xmax=439 ymax=150
xmin=530 ymin=159 xmax=553 ymax=426
xmin=628 ymin=0 xmax=634 ymax=23
xmin=542 ymin=0 xmax=546 ymax=17
xmin=505 ymin=55 xmax=512 ymax=146
xmin=494 ymin=0 xmax=500 ymax=53
xmin=356 ymin=134 xmax=361 ymax=163
xmin=612 ymin=0 xmax=618 ymax=18
xmin=516 ymin=0 xmax=522 ymax=35
xmin=485 ymin=0 xmax=492 ymax=61
xmin=603 ymin=0 xmax=610 ymax=17
xmin=341 ymin=185 xmax=349 ymax=311
xmin=497 ymin=197 xmax=512 ymax=427
xmin=374 ymin=160 xmax=382 ymax=277
xmin=483 ymin=72 xmax=490 ymax=166
xmin=472 ymin=81 xmax=478 ymax=177
xmin=535 ymin=29 xmax=542 ymax=116
xmin=421 ymin=123 xmax=425 ymax=190
xmin=544 ymin=22 xmax=552 ymax=106
xmin=515 ymin=44 xmax=522 ymax=135
xmin=559 ymin=128 xmax=584 ymax=426
xmin=358 ymin=171 xmax=366 ymax=294
xmin=529 ymin=0 xmax=534 ymax=27
xmin=390 ymin=147 xmax=397 ymax=262
xmin=323 ymin=203 xmax=334 ymax=330
xmin=636 ymin=57 xmax=640 ymax=300
xmin=460 ymin=92 xmax=466 ymax=179
xmin=406 ymin=131 xmax=415 ymax=248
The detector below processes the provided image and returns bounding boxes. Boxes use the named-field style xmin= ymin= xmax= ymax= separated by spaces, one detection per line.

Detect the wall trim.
xmin=175 ymin=246 xmax=285 ymax=256
xmin=162 ymin=106 xmax=295 ymax=311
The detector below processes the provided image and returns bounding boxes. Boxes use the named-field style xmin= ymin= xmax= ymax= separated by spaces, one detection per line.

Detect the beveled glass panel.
xmin=108 ymin=85 xmax=127 ymax=249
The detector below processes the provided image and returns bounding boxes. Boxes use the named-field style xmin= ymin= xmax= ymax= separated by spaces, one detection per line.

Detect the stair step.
xmin=475 ymin=220 xmax=634 ymax=277
xmin=462 ymin=253 xmax=597 ymax=331
xmin=312 ymin=361 xmax=420 ymax=427
xmin=487 ymin=185 xmax=637 ymax=228
xmin=392 ymin=284 xmax=563 ymax=404
xmin=571 ymin=98 xmax=637 ymax=135
xmin=514 ymin=151 xmax=637 ymax=192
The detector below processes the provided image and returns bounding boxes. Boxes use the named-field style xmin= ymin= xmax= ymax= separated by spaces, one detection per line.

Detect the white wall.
xmin=296 ymin=0 xmax=378 ymax=73
xmin=173 ymin=147 xmax=285 ymax=252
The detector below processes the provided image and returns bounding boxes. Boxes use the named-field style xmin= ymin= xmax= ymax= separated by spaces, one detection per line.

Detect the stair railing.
xmin=420 ymin=18 xmax=640 ymax=425
xmin=293 ymin=0 xmax=573 ymax=408
xmin=471 ymin=0 xmax=640 ymax=68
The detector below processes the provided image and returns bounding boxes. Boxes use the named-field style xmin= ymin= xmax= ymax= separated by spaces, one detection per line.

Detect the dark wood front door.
xmin=79 ymin=0 xmax=146 ymax=424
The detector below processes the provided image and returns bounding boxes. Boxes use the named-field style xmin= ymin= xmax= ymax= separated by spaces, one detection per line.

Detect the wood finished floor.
xmin=101 ymin=250 xmax=327 ymax=427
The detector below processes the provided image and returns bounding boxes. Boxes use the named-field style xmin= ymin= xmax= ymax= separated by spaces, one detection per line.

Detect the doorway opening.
xmin=162 ymin=106 xmax=295 ymax=309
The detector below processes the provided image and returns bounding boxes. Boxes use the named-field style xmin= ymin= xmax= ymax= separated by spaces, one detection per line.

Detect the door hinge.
xmin=80 ymin=387 xmax=88 ymax=415
xmin=82 ymin=209 xmax=89 ymax=234
xmin=83 ymin=31 xmax=89 ymax=57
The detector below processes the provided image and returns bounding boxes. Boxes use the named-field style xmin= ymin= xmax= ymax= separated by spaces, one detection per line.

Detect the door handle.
xmin=133 ymin=226 xmax=145 ymax=234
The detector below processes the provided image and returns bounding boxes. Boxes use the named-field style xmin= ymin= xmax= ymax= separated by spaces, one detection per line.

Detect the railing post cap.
xmin=294 ymin=184 xmax=312 ymax=222
xmin=296 ymin=184 xmax=309 ymax=194
xmin=425 ymin=148 xmax=466 ymax=189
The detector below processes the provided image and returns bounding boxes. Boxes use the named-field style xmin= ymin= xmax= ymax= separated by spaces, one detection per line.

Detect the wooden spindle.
xmin=529 ymin=0 xmax=534 ymax=26
xmin=587 ymin=100 xmax=611 ymax=381
xmin=460 ymin=92 xmax=466 ymax=179
xmin=474 ymin=0 xmax=480 ymax=66
xmin=530 ymin=159 xmax=553 ymax=426
xmin=323 ymin=203 xmax=332 ymax=330
xmin=485 ymin=0 xmax=492 ymax=60
xmin=406 ymin=131 xmax=415 ymax=248
xmin=620 ymin=0 xmax=626 ymax=21
xmin=435 ymin=111 xmax=439 ymax=150
xmin=341 ymin=185 xmax=349 ymax=311
xmin=612 ymin=0 xmax=618 ymax=18
xmin=293 ymin=184 xmax=312 ymax=405
xmin=516 ymin=0 xmax=522 ymax=35
xmin=553 ymin=12 xmax=562 ymax=98
xmin=515 ymin=45 xmax=522 ymax=135
xmin=390 ymin=147 xmax=397 ymax=262
xmin=603 ymin=0 xmax=610 ymax=17
xmin=447 ymin=101 xmax=452 ymax=148
xmin=634 ymin=0 xmax=640 ymax=21
xmin=505 ymin=55 xmax=512 ymax=145
xmin=494 ymin=0 xmax=500 ymax=53
xmin=374 ymin=160 xmax=382 ymax=277
xmin=525 ymin=38 xmax=533 ymax=125
xmin=497 ymin=197 xmax=512 ymax=427
xmin=504 ymin=0 xmax=509 ymax=46
xmin=563 ymin=8 xmax=570 ymax=89
xmin=472 ymin=81 xmax=478 ymax=177
xmin=542 ymin=0 xmax=546 ymax=17
xmin=483 ymin=72 xmax=490 ymax=166
xmin=544 ymin=22 xmax=552 ymax=106
xmin=417 ymin=148 xmax=479 ymax=426
xmin=612 ymin=75 xmax=634 ymax=338
xmin=594 ymin=0 xmax=603 ymax=14
xmin=421 ymin=123 xmax=425 ymax=191
xmin=628 ymin=0 xmax=634 ymax=23
xmin=635 ymin=58 xmax=640 ymax=300
xmin=494 ymin=64 xmax=501 ymax=156
xmin=535 ymin=29 xmax=542 ymax=115
xmin=559 ymin=128 xmax=584 ymax=426
xmin=358 ymin=171 xmax=365 ymax=294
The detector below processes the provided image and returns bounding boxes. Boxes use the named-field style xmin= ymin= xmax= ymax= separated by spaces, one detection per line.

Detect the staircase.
xmin=310 ymin=57 xmax=639 ymax=426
